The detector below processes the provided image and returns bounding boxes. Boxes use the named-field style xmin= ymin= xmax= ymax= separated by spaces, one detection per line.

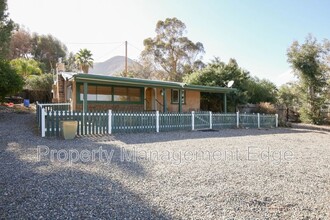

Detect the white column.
xmin=209 ymin=111 xmax=212 ymax=129
xmin=156 ymin=111 xmax=159 ymax=132
xmin=191 ymin=111 xmax=195 ymax=131
xmin=108 ymin=110 xmax=112 ymax=134
xmin=236 ymin=112 xmax=239 ymax=128
xmin=257 ymin=113 xmax=260 ymax=129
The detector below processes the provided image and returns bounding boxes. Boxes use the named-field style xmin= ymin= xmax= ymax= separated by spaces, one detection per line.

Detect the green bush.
xmin=0 ymin=60 xmax=24 ymax=101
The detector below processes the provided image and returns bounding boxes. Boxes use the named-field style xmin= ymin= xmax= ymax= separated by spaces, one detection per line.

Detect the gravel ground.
xmin=0 ymin=112 xmax=329 ymax=219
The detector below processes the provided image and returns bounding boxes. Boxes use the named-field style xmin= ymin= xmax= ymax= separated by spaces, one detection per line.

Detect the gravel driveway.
xmin=1 ymin=112 xmax=329 ymax=219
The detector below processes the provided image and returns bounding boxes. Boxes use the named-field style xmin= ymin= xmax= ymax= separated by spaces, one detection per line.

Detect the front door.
xmin=145 ymin=88 xmax=154 ymax=111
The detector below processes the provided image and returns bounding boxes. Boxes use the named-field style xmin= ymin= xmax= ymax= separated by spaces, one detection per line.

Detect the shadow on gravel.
xmin=113 ymin=127 xmax=329 ymax=145
xmin=0 ymin=113 xmax=171 ymax=219
xmin=0 ymin=147 xmax=171 ymax=219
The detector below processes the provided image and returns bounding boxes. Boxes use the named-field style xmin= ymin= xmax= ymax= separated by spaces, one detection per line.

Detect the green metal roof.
xmin=73 ymin=74 xmax=236 ymax=93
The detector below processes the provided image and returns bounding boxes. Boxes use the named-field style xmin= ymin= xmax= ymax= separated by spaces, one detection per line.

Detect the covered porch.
xmin=70 ymin=74 xmax=234 ymax=113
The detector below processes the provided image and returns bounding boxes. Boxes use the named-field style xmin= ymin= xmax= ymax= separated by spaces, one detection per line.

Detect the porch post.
xmin=83 ymin=82 xmax=88 ymax=112
xmin=163 ymin=88 xmax=167 ymax=113
xmin=178 ymin=89 xmax=182 ymax=113
xmin=223 ymin=93 xmax=227 ymax=113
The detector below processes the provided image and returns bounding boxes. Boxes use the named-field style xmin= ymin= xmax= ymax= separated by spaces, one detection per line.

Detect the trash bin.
xmin=60 ymin=121 xmax=78 ymax=140
xmin=23 ymin=99 xmax=30 ymax=107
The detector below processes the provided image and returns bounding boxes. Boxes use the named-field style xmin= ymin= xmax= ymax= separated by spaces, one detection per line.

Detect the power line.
xmin=127 ymin=42 xmax=144 ymax=53
xmin=95 ymin=42 xmax=125 ymax=61
xmin=65 ymin=41 xmax=123 ymax=45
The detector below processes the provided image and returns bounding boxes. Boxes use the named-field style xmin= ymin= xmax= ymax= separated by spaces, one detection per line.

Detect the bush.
xmin=257 ymin=102 xmax=276 ymax=114
xmin=0 ymin=60 xmax=24 ymax=101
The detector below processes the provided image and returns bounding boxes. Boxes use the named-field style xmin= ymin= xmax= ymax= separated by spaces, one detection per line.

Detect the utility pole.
xmin=125 ymin=41 xmax=128 ymax=75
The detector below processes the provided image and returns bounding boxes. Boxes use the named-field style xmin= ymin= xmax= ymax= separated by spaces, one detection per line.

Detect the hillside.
xmin=89 ymin=56 xmax=140 ymax=75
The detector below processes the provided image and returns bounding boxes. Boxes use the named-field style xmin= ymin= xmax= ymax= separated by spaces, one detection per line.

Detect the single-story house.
xmin=52 ymin=71 xmax=235 ymax=113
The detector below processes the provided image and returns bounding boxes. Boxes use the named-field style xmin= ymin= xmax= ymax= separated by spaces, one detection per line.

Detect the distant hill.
xmin=89 ymin=56 xmax=140 ymax=75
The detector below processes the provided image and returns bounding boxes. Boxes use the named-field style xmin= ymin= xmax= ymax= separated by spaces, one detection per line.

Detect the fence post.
xmin=156 ymin=111 xmax=159 ymax=132
xmin=191 ymin=111 xmax=195 ymax=131
xmin=209 ymin=111 xmax=212 ymax=129
xmin=275 ymin=114 xmax=278 ymax=128
xmin=257 ymin=113 xmax=260 ymax=129
xmin=108 ymin=110 xmax=112 ymax=134
xmin=36 ymin=101 xmax=39 ymax=123
xmin=236 ymin=112 xmax=239 ymax=128
xmin=41 ymin=108 xmax=46 ymax=137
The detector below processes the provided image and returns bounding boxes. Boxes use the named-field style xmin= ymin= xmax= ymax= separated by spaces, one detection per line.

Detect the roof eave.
xmin=73 ymin=74 xmax=236 ymax=93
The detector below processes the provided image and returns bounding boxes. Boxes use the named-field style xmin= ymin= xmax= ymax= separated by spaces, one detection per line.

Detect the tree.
xmin=184 ymin=58 xmax=250 ymax=111
xmin=246 ymin=77 xmax=278 ymax=104
xmin=277 ymin=83 xmax=301 ymax=108
xmin=10 ymin=58 xmax=42 ymax=78
xmin=287 ymin=35 xmax=330 ymax=124
xmin=184 ymin=58 xmax=279 ymax=111
xmin=0 ymin=0 xmax=15 ymax=59
xmin=8 ymin=27 xmax=32 ymax=59
xmin=0 ymin=59 xmax=24 ymax=101
xmin=31 ymin=33 xmax=67 ymax=73
xmin=64 ymin=52 xmax=78 ymax=72
xmin=24 ymin=73 xmax=54 ymax=102
xmin=141 ymin=17 xmax=204 ymax=82
xmin=75 ymin=49 xmax=93 ymax=73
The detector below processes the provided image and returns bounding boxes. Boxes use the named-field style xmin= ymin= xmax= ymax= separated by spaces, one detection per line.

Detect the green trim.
xmin=178 ymin=89 xmax=182 ymax=113
xmin=76 ymin=82 xmax=144 ymax=105
xmin=73 ymin=74 xmax=236 ymax=93
xmin=163 ymin=88 xmax=167 ymax=113
xmin=223 ymin=93 xmax=227 ymax=113
xmin=83 ymin=82 xmax=88 ymax=112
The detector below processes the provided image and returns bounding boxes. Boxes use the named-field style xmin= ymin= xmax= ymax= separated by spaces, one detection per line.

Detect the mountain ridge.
xmin=89 ymin=56 xmax=140 ymax=75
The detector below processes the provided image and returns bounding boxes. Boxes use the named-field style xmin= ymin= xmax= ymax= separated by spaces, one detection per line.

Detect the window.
xmin=114 ymin=87 xmax=142 ymax=102
xmin=128 ymin=88 xmax=141 ymax=102
xmin=171 ymin=89 xmax=185 ymax=104
xmin=80 ymin=85 xmax=97 ymax=101
xmin=78 ymin=84 xmax=142 ymax=103
xmin=97 ymin=86 xmax=112 ymax=101
xmin=114 ymin=87 xmax=128 ymax=101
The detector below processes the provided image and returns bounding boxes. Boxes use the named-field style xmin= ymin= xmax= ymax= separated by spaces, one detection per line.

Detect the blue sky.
xmin=8 ymin=0 xmax=330 ymax=86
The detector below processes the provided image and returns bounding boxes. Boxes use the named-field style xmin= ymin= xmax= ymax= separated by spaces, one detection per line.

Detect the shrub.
xmin=257 ymin=102 xmax=276 ymax=114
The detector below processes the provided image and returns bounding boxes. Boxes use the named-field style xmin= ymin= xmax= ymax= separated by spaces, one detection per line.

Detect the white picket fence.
xmin=36 ymin=103 xmax=279 ymax=137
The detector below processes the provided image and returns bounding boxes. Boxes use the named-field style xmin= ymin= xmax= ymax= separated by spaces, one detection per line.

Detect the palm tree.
xmin=75 ymin=49 xmax=93 ymax=73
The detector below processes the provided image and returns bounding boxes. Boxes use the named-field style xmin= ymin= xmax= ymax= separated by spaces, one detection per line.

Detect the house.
xmin=52 ymin=71 xmax=235 ymax=113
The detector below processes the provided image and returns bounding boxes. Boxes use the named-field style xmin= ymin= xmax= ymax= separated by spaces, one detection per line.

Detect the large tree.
xmin=75 ymin=48 xmax=93 ymax=73
xmin=31 ymin=33 xmax=67 ymax=73
xmin=185 ymin=58 xmax=278 ymax=112
xmin=0 ymin=0 xmax=14 ymax=59
xmin=246 ymin=77 xmax=278 ymax=104
xmin=142 ymin=17 xmax=204 ymax=82
xmin=10 ymin=58 xmax=42 ymax=78
xmin=8 ymin=27 xmax=32 ymax=59
xmin=64 ymin=52 xmax=78 ymax=72
xmin=0 ymin=59 xmax=23 ymax=101
xmin=287 ymin=35 xmax=330 ymax=124
xmin=184 ymin=58 xmax=250 ymax=112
